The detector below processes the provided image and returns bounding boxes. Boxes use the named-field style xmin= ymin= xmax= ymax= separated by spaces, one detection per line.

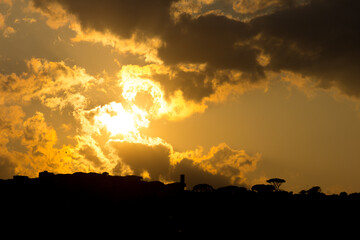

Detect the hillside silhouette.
xmin=1 ymin=171 xmax=359 ymax=236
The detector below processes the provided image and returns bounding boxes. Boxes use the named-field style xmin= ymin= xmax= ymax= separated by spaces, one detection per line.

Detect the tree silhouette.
xmin=266 ymin=178 xmax=286 ymax=191
xmin=299 ymin=186 xmax=324 ymax=197
xmin=251 ymin=184 xmax=275 ymax=193
xmin=306 ymin=186 xmax=322 ymax=195
xmin=192 ymin=184 xmax=214 ymax=193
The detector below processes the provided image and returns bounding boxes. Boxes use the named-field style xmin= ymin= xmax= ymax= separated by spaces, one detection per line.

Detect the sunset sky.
xmin=1 ymin=0 xmax=360 ymax=193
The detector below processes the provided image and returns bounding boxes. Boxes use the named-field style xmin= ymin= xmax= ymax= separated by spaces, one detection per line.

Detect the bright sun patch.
xmin=96 ymin=109 xmax=135 ymax=136
xmin=94 ymin=102 xmax=148 ymax=136
xmin=90 ymin=74 xmax=167 ymax=142
xmin=121 ymin=76 xmax=168 ymax=118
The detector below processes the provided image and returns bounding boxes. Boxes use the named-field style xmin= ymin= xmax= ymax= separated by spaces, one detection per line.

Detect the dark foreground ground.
xmin=1 ymin=172 xmax=359 ymax=237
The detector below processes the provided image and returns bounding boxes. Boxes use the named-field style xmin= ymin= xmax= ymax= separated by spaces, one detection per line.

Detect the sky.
xmin=1 ymin=0 xmax=360 ymax=193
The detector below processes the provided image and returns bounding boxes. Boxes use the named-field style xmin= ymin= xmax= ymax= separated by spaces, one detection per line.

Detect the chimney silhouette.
xmin=180 ymin=174 xmax=186 ymax=189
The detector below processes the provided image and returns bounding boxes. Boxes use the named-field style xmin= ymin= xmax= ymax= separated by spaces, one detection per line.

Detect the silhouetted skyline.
xmin=1 ymin=171 xmax=360 ymax=235
xmin=2 ymin=171 xmax=360 ymax=198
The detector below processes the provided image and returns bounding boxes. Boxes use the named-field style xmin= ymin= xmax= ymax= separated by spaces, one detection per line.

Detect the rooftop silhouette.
xmin=1 ymin=172 xmax=359 ymax=236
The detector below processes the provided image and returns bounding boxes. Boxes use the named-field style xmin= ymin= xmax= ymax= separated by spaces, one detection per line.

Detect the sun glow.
xmin=96 ymin=110 xmax=135 ymax=136
xmin=92 ymin=70 xmax=210 ymax=141
xmin=94 ymin=102 xmax=148 ymax=136
xmin=91 ymin=73 xmax=168 ymax=140
xmin=121 ymin=76 xmax=168 ymax=118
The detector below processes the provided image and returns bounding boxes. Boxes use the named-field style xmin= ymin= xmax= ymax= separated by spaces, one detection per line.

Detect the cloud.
xmin=0 ymin=154 xmax=16 ymax=179
xmin=0 ymin=110 xmax=83 ymax=178
xmin=251 ymin=0 xmax=360 ymax=98
xmin=0 ymin=13 xmax=4 ymax=29
xmin=170 ymin=0 xmax=215 ymax=21
xmin=110 ymin=140 xmax=259 ymax=188
xmin=3 ymin=26 xmax=15 ymax=38
xmin=157 ymin=13 xmax=263 ymax=78
xmin=0 ymin=59 xmax=102 ymax=177
xmin=0 ymin=8 xmax=16 ymax=38
xmin=70 ymin=26 xmax=163 ymax=64
xmin=73 ymin=99 xmax=260 ymax=187
xmin=170 ymin=158 xmax=230 ymax=189
xmin=31 ymin=0 xmax=360 ymax=101
xmin=118 ymin=63 xmax=267 ymax=120
xmin=232 ymin=0 xmax=298 ymax=15
xmin=31 ymin=0 xmax=174 ymax=38
xmin=111 ymin=141 xmax=171 ymax=180
xmin=22 ymin=112 xmax=57 ymax=148
xmin=0 ymin=51 xmax=260 ymax=187
xmin=172 ymin=143 xmax=260 ymax=187
xmin=11 ymin=0 xmax=360 ymax=188
xmin=30 ymin=0 xmax=163 ymax=64
xmin=28 ymin=0 xmax=72 ymax=29
xmin=78 ymin=145 xmax=104 ymax=168
xmin=118 ymin=64 xmax=209 ymax=120
xmin=31 ymin=0 xmax=267 ymax=104
xmin=0 ymin=105 xmax=25 ymax=146
xmin=17 ymin=112 xmax=78 ymax=175
xmin=0 ymin=105 xmax=24 ymax=178
xmin=0 ymin=0 xmax=12 ymax=7
xmin=0 ymin=58 xmax=94 ymax=108
xmin=198 ymin=143 xmax=260 ymax=182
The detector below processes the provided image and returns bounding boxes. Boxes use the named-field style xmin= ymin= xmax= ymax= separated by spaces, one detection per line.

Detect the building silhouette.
xmin=1 ymin=171 xmax=360 ymax=236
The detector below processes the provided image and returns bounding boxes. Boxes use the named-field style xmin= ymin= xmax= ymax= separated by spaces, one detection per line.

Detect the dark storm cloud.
xmin=110 ymin=141 xmax=255 ymax=188
xmin=0 ymin=155 xmax=16 ymax=179
xmin=32 ymin=0 xmax=265 ymax=102
xmin=78 ymin=145 xmax=103 ymax=168
xmin=32 ymin=0 xmax=360 ymax=99
xmin=158 ymin=13 xmax=260 ymax=74
xmin=170 ymin=158 xmax=231 ymax=189
xmin=152 ymin=67 xmax=213 ymax=102
xmin=111 ymin=141 xmax=171 ymax=180
xmin=32 ymin=0 xmax=174 ymax=38
xmin=251 ymin=0 xmax=360 ymax=97
xmin=156 ymin=13 xmax=264 ymax=100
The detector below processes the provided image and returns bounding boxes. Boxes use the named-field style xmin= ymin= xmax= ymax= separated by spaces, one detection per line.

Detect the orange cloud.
xmin=0 ymin=108 xmax=84 ymax=178
xmin=0 ymin=0 xmax=12 ymax=6
xmin=171 ymin=143 xmax=260 ymax=186
xmin=14 ymin=112 xmax=81 ymax=177
xmin=0 ymin=58 xmax=94 ymax=109
xmin=109 ymin=140 xmax=260 ymax=188
xmin=70 ymin=25 xmax=163 ymax=64
xmin=118 ymin=63 xmax=269 ymax=121
xmin=0 ymin=59 xmax=102 ymax=177
xmin=0 ymin=13 xmax=4 ymax=29
xmin=232 ymin=0 xmax=283 ymax=14
xmin=170 ymin=0 xmax=215 ymax=21
xmin=0 ymin=106 xmax=24 ymax=178
xmin=0 ymin=30 xmax=262 ymax=186
xmin=72 ymin=90 xmax=261 ymax=187
xmin=0 ymin=105 xmax=24 ymax=148
xmin=28 ymin=0 xmax=72 ymax=29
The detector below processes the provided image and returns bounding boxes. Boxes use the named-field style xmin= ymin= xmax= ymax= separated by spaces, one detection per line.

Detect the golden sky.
xmin=1 ymin=0 xmax=360 ymax=193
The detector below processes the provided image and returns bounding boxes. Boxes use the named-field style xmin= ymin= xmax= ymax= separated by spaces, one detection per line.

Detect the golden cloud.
xmin=0 ymin=58 xmax=94 ymax=109
xmin=170 ymin=0 xmax=215 ymax=22
xmin=171 ymin=143 xmax=260 ymax=186
xmin=232 ymin=0 xmax=282 ymax=14
xmin=118 ymin=63 xmax=269 ymax=121
xmin=71 ymin=25 xmax=163 ymax=64
xmin=0 ymin=0 xmax=12 ymax=7
xmin=0 ymin=111 xmax=84 ymax=178
xmin=28 ymin=0 xmax=73 ymax=29
xmin=0 ymin=31 xmax=262 ymax=186
xmin=72 ymin=87 xmax=260 ymax=186
xmin=0 ymin=13 xmax=4 ymax=29
xmin=0 ymin=105 xmax=24 ymax=148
